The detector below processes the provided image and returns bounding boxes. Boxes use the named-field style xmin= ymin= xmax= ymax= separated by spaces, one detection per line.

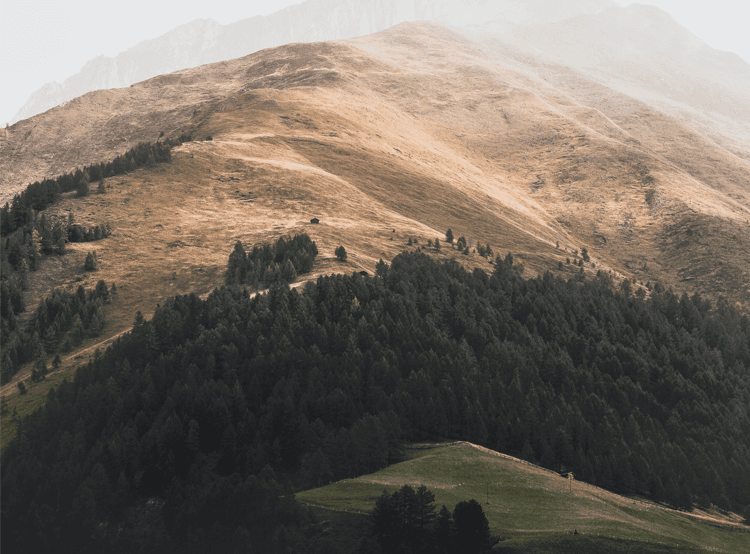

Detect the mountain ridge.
xmin=9 ymin=0 xmax=667 ymax=124
xmin=3 ymin=21 xmax=749 ymax=318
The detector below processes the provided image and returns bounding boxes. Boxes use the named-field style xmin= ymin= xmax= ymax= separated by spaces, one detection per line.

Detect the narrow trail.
xmin=0 ymin=326 xmax=133 ymax=397
xmin=0 ymin=272 xmax=349 ymax=399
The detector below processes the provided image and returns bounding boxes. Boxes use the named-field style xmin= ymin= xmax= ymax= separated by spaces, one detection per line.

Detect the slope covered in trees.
xmin=2 ymin=251 xmax=750 ymax=552
xmin=0 ymin=280 xmax=113 ymax=384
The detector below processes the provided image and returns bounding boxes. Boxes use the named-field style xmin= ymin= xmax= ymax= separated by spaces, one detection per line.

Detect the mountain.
xmin=2 ymin=20 xmax=750 ymax=338
xmin=2 ymin=19 xmax=750 ymax=552
xmin=500 ymin=4 xmax=750 ymax=155
xmin=10 ymin=0 xmax=620 ymax=124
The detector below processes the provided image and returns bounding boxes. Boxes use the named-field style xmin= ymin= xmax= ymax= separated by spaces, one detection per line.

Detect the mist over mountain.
xmin=10 ymin=0 xmax=621 ymax=123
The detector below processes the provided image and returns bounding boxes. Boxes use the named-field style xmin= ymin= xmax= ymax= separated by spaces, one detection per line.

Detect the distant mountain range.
xmin=11 ymin=0 xmax=621 ymax=123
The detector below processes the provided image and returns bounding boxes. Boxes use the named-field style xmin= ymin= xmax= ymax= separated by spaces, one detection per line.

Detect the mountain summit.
xmin=11 ymin=0 xmax=620 ymax=123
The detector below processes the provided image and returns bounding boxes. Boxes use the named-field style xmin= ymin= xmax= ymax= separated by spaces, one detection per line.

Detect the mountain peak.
xmin=11 ymin=0 xmax=620 ymax=124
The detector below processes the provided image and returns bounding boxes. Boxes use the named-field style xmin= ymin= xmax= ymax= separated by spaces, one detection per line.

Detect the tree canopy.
xmin=3 ymin=250 xmax=750 ymax=552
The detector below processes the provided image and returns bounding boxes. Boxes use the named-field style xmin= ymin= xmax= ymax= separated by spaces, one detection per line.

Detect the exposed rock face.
xmin=11 ymin=0 xmax=618 ymax=123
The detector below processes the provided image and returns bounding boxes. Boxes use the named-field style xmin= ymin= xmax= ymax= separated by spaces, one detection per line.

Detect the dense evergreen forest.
xmin=2 ymin=251 xmax=750 ymax=553
xmin=226 ymin=234 xmax=318 ymax=287
xmin=0 ymin=280 xmax=113 ymax=384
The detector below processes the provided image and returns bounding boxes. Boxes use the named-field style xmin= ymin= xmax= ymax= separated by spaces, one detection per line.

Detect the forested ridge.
xmin=2 ymin=251 xmax=750 ymax=553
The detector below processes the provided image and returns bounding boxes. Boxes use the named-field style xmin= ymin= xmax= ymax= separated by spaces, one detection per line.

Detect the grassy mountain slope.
xmin=2 ymin=22 xmax=750 ymax=408
xmin=297 ymin=442 xmax=749 ymax=552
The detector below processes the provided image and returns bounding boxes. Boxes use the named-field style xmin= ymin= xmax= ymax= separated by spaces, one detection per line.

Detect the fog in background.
xmin=1 ymin=0 xmax=748 ymax=125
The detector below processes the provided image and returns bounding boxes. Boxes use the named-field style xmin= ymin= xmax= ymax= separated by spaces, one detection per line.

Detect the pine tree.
xmin=453 ymin=499 xmax=491 ymax=554
xmin=84 ymin=251 xmax=98 ymax=271
xmin=76 ymin=171 xmax=90 ymax=197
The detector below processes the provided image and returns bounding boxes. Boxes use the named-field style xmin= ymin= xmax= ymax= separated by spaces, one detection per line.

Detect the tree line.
xmin=0 ymin=133 xmax=191 ymax=237
xmin=2 ymin=250 xmax=750 ymax=552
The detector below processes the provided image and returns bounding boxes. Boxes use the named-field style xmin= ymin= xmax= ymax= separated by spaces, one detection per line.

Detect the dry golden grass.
xmin=2 ymin=22 xmax=750 ymax=402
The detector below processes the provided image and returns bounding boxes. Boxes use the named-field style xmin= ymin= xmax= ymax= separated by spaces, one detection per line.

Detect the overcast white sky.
xmin=1 ymin=0 xmax=748 ymax=125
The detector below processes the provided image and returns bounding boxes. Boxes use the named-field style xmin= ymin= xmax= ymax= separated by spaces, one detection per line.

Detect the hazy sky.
xmin=1 ymin=0 xmax=748 ymax=125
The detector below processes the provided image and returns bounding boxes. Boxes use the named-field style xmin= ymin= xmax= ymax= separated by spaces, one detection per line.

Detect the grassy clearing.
xmin=0 ymin=368 xmax=70 ymax=448
xmin=296 ymin=442 xmax=749 ymax=553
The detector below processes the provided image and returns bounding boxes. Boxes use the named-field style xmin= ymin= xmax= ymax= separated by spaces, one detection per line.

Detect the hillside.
xmin=297 ymin=441 xmax=749 ymax=552
xmin=1 ymin=22 xmax=749 ymax=361
xmin=2 ymin=17 xmax=750 ymax=554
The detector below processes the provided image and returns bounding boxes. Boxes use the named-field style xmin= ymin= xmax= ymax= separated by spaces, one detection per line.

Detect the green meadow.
xmin=296 ymin=442 xmax=749 ymax=553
